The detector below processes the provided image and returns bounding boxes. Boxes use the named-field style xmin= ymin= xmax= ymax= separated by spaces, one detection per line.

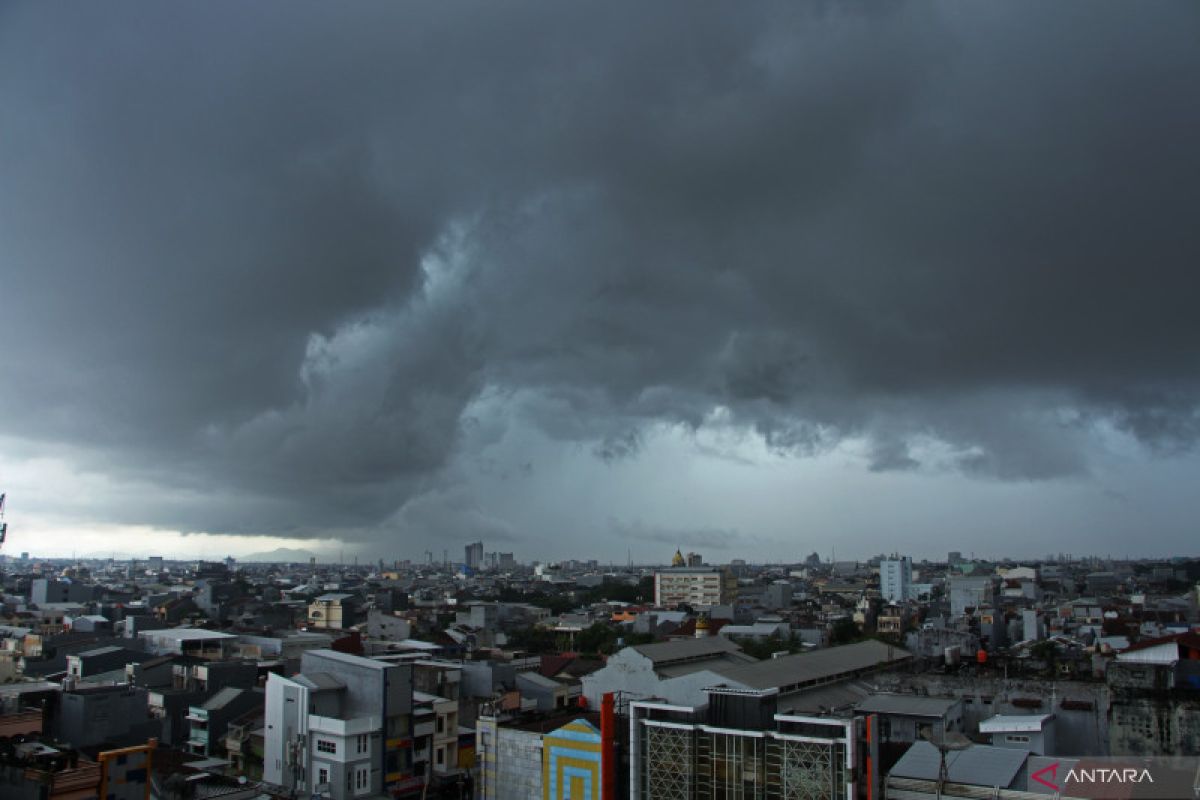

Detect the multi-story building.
xmin=476 ymin=696 xmax=617 ymax=800
xmin=185 ymin=686 xmax=262 ymax=757
xmin=264 ymin=649 xmax=417 ymax=799
xmin=631 ymin=688 xmax=871 ymax=800
xmin=949 ymin=575 xmax=998 ymax=617
xmin=584 ymin=638 xmax=911 ymax=711
xmin=465 ymin=542 xmax=484 ymax=570
xmin=880 ymin=556 xmax=913 ymax=604
xmin=653 ymin=567 xmax=737 ymax=608
xmin=307 ymin=593 xmax=359 ymax=630
xmin=764 ymin=580 xmax=794 ymax=610
xmin=411 ymin=691 xmax=458 ymax=782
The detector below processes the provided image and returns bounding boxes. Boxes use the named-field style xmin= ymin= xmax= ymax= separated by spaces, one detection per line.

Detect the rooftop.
xmin=74 ymin=645 xmax=126 ymax=658
xmin=890 ymin=741 xmax=1028 ymax=787
xmin=295 ymin=672 xmax=346 ymax=692
xmin=855 ymin=693 xmax=960 ymax=718
xmin=631 ymin=636 xmax=747 ymax=666
xmin=711 ymin=640 xmax=911 ymax=693
xmin=979 ymin=713 xmax=1054 ymax=733
xmin=305 ymin=649 xmax=391 ymax=669
xmin=142 ymin=629 xmax=237 ymax=641
xmin=201 ymin=686 xmax=247 ymax=711
xmin=517 ymin=672 xmax=566 ymax=691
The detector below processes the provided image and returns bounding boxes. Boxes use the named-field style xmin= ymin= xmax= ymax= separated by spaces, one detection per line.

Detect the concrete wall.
xmin=494 ymin=726 xmax=543 ymax=800
xmin=367 ymin=610 xmax=412 ymax=641
xmin=1109 ymin=692 xmax=1200 ymax=756
xmin=55 ymin=686 xmax=155 ymax=748
xmin=475 ymin=715 xmax=545 ymax=800
xmin=264 ymin=674 xmax=309 ymax=791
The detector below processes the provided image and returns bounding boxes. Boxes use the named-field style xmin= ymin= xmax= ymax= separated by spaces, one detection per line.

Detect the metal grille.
xmin=766 ymin=739 xmax=847 ymax=800
xmin=696 ymin=732 xmax=765 ymax=800
xmin=643 ymin=726 xmax=694 ymax=799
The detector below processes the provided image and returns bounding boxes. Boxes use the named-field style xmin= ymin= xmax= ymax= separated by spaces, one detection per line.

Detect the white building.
xmin=264 ymin=649 xmax=417 ymax=799
xmin=653 ymin=567 xmax=736 ymax=608
xmin=980 ymin=713 xmax=1056 ymax=756
xmin=880 ymin=557 xmax=913 ymax=604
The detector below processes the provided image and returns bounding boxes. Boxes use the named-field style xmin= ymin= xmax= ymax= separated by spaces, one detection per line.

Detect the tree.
xmin=623 ymin=632 xmax=657 ymax=647
xmin=830 ymin=618 xmax=863 ymax=645
xmin=1030 ymin=640 xmax=1058 ymax=675
xmin=507 ymin=625 xmax=557 ymax=653
xmin=576 ymin=622 xmax=620 ymax=656
xmin=731 ymin=633 xmax=805 ymax=660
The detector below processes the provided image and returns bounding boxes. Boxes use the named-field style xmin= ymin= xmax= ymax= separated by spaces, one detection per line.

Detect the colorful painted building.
xmin=543 ymin=718 xmax=602 ymax=800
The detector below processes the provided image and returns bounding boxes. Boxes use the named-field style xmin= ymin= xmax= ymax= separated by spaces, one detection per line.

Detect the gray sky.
xmin=1 ymin=2 xmax=1198 ymax=563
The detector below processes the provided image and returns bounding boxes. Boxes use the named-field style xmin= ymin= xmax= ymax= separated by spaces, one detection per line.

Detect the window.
xmin=1006 ymin=734 xmax=1030 ymax=743
xmin=436 ymin=747 xmax=444 ymax=765
xmin=316 ymin=739 xmax=336 ymax=754
xmin=355 ymin=766 xmax=369 ymax=792
xmin=357 ymin=734 xmax=368 ymax=753
xmin=317 ymin=767 xmax=329 ymax=786
xmin=436 ymin=716 xmax=444 ymax=734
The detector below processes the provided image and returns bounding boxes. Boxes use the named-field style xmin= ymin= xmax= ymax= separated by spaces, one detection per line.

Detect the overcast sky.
xmin=2 ymin=2 xmax=1198 ymax=564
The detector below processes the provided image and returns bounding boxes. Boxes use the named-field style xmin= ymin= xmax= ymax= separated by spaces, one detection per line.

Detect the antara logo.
xmin=1032 ymin=761 xmax=1155 ymax=791
xmin=1031 ymin=762 xmax=1060 ymax=790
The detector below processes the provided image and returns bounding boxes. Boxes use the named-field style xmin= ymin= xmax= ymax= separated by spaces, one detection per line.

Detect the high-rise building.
xmin=465 ymin=542 xmax=483 ymax=570
xmin=686 ymin=552 xmax=703 ymax=567
xmin=880 ymin=556 xmax=913 ymax=604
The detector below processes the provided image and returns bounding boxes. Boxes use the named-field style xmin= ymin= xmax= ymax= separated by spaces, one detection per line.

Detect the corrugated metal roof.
xmin=855 ymin=693 xmax=959 ymax=718
xmin=631 ymin=635 xmax=745 ymax=665
xmin=890 ymin=741 xmax=1028 ymax=787
xmin=654 ymin=653 xmax=753 ymax=678
xmin=711 ymin=640 xmax=911 ymax=691
xmin=782 ymin=681 xmax=872 ymax=715
xmin=517 ymin=671 xmax=565 ymax=690
xmin=979 ymin=713 xmax=1053 ymax=733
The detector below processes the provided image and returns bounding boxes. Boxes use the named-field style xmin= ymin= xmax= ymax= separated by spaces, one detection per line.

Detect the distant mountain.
xmin=239 ymin=547 xmax=320 ymax=563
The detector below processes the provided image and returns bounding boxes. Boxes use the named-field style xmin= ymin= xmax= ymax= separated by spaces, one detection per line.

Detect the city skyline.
xmin=2 ymin=3 xmax=1200 ymax=563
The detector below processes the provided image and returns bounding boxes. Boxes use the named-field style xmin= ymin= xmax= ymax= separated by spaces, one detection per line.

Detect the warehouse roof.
xmin=712 ymin=640 xmax=911 ymax=693
xmin=632 ymin=636 xmax=747 ymax=666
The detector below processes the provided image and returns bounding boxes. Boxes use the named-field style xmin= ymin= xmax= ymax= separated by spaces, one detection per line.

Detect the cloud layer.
xmin=1 ymin=2 xmax=1198 ymax=547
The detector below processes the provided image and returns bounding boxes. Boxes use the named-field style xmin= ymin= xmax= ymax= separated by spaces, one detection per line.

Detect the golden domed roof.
xmin=672 ymin=549 xmax=686 ymax=567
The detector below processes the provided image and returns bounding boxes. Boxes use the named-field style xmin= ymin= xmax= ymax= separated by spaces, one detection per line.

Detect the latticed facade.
xmin=632 ymin=701 xmax=860 ymax=800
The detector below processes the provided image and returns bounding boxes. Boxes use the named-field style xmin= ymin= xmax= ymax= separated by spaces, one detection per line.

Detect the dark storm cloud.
xmin=1 ymin=2 xmax=1198 ymax=539
xmin=608 ymin=519 xmax=748 ymax=552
